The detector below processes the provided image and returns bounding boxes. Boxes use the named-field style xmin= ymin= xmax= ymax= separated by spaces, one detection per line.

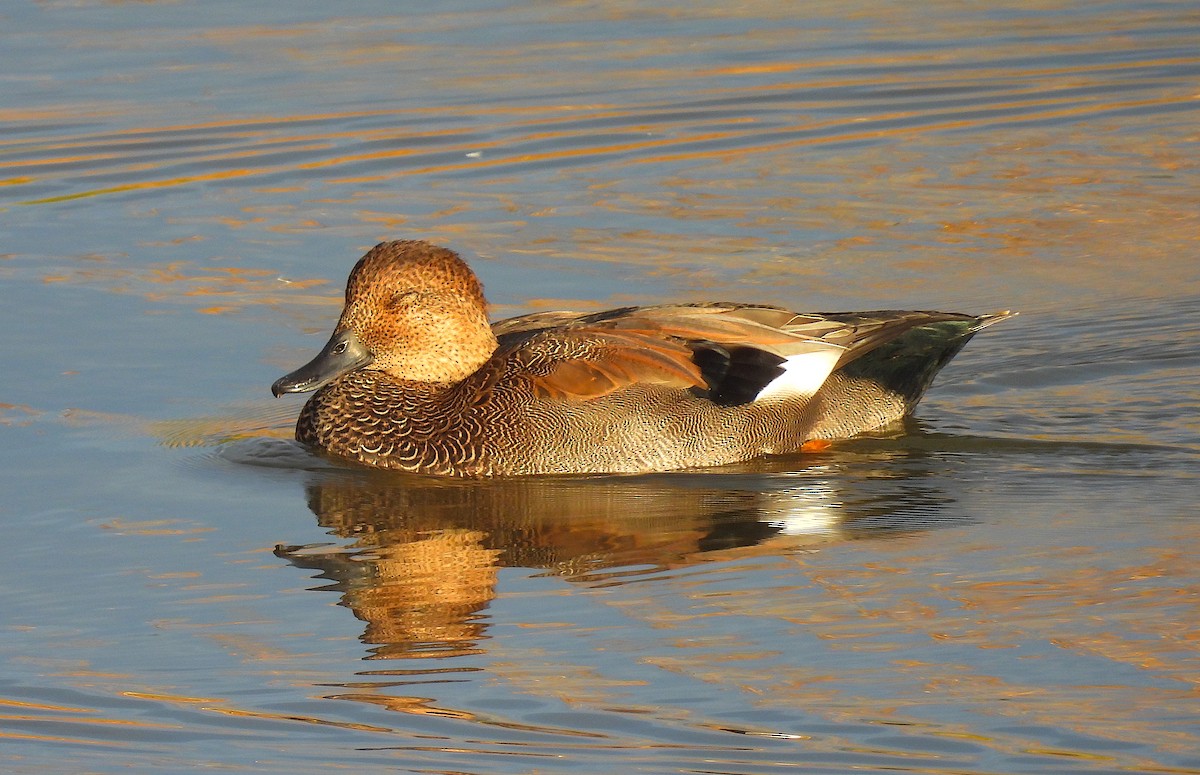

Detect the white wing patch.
xmin=754 ymin=349 xmax=842 ymax=402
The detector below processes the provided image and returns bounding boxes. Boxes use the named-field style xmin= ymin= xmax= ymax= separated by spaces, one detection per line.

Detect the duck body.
xmin=272 ymin=241 xmax=1013 ymax=476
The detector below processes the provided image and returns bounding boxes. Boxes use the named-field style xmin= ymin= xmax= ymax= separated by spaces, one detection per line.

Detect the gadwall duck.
xmin=272 ymin=240 xmax=1013 ymax=476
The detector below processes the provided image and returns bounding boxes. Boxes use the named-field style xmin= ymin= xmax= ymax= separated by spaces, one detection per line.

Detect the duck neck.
xmin=433 ymin=318 xmax=499 ymax=383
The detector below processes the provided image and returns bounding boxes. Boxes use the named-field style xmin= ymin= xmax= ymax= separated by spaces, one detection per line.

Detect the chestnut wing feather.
xmin=512 ymin=328 xmax=707 ymax=401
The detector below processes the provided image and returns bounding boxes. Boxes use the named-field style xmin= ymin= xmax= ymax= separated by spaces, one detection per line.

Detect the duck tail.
xmin=806 ymin=310 xmax=1015 ymax=439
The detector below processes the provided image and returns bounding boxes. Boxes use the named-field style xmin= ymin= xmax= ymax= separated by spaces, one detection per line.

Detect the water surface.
xmin=2 ymin=2 xmax=1198 ymax=773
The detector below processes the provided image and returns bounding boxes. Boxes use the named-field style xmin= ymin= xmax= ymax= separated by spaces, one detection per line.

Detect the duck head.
xmin=271 ymin=241 xmax=499 ymax=396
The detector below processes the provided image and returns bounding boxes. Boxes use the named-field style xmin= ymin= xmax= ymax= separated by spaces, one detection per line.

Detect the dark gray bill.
xmin=271 ymin=330 xmax=373 ymax=396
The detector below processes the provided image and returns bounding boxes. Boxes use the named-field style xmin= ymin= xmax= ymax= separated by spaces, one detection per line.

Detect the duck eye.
xmin=390 ymin=290 xmax=420 ymax=308
xmin=332 ymin=341 xmax=348 ymax=355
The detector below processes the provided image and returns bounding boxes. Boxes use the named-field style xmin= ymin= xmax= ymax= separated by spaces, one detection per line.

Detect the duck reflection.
xmin=276 ymin=444 xmax=959 ymax=662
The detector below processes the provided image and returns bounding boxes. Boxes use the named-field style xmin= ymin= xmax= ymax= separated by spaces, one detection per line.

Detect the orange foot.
xmin=800 ymin=439 xmax=832 ymax=453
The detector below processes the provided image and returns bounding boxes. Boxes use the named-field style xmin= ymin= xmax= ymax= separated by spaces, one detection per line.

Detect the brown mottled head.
xmin=272 ymin=241 xmax=498 ymax=396
xmin=344 ymin=240 xmax=487 ymax=314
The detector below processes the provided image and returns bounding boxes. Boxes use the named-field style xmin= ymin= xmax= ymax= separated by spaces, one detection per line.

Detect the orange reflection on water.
xmin=3 ymin=4 xmax=1198 ymax=772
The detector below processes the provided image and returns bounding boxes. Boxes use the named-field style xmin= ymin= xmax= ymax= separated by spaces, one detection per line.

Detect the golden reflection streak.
xmin=1 ymin=121 xmax=478 ymax=155
xmin=0 ymin=109 xmax=402 ymax=148
xmin=20 ymin=168 xmax=260 ymax=205
xmin=205 ymin=706 xmax=393 ymax=733
xmin=0 ymin=731 xmax=124 ymax=747
xmin=323 ymin=693 xmax=611 ymax=739
xmin=0 ymin=698 xmax=94 ymax=713
xmin=0 ymin=712 xmax=177 ymax=729
xmin=2 ymin=154 xmax=124 ymax=168
xmin=701 ymin=53 xmax=1200 ymax=80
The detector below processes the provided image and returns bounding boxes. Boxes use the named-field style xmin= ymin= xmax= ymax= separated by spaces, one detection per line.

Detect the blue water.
xmin=1 ymin=1 xmax=1198 ymax=773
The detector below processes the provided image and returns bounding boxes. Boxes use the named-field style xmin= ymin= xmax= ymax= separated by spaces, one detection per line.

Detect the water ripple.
xmin=4 ymin=14 xmax=1197 ymax=205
